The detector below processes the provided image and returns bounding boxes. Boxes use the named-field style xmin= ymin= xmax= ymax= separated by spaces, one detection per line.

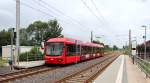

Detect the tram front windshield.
xmin=46 ymin=42 xmax=64 ymax=56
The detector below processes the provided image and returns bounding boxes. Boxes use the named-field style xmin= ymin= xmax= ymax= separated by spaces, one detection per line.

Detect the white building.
xmin=2 ymin=45 xmax=33 ymax=60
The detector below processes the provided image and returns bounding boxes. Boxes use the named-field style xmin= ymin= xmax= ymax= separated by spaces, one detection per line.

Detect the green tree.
xmin=44 ymin=19 xmax=63 ymax=40
xmin=0 ymin=29 xmax=11 ymax=55
xmin=92 ymin=40 xmax=104 ymax=45
xmin=113 ymin=45 xmax=118 ymax=50
xmin=20 ymin=28 xmax=29 ymax=45
xmin=27 ymin=21 xmax=48 ymax=44
xmin=26 ymin=19 xmax=63 ymax=45
xmin=104 ymin=45 xmax=112 ymax=52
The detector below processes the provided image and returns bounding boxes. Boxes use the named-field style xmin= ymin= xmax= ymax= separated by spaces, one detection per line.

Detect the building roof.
xmin=137 ymin=40 xmax=150 ymax=48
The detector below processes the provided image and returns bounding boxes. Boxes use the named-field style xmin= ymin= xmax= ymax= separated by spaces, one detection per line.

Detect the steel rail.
xmin=55 ymin=55 xmax=118 ymax=83
xmin=0 ymin=66 xmax=58 ymax=82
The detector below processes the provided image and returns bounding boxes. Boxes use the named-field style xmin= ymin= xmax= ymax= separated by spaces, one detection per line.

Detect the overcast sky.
xmin=0 ymin=0 xmax=150 ymax=48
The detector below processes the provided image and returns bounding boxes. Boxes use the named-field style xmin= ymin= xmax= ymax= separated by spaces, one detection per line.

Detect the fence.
xmin=134 ymin=56 xmax=150 ymax=78
xmin=19 ymin=54 xmax=43 ymax=61
xmin=0 ymin=55 xmax=43 ymax=67
xmin=18 ymin=46 xmax=44 ymax=62
xmin=137 ymin=53 xmax=150 ymax=61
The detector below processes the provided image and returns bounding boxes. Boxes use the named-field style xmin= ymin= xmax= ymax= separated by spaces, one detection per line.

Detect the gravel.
xmin=9 ymin=56 xmax=110 ymax=83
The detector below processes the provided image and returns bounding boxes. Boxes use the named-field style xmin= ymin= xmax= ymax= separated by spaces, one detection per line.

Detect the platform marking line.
xmin=115 ymin=55 xmax=124 ymax=83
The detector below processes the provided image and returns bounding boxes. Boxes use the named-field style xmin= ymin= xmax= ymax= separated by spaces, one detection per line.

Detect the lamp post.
xmin=142 ymin=25 xmax=147 ymax=60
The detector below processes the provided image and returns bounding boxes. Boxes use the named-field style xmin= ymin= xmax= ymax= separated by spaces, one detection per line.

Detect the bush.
xmin=19 ymin=46 xmax=43 ymax=61
xmin=122 ymin=48 xmax=129 ymax=55
xmin=0 ymin=57 xmax=6 ymax=66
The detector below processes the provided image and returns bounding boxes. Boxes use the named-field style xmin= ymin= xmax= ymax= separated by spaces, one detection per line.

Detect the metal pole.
xmin=16 ymin=0 xmax=20 ymax=64
xmin=11 ymin=28 xmax=14 ymax=64
xmin=144 ymin=27 xmax=147 ymax=60
xmin=142 ymin=25 xmax=147 ymax=60
xmin=129 ymin=29 xmax=131 ymax=57
xmin=91 ymin=31 xmax=93 ymax=42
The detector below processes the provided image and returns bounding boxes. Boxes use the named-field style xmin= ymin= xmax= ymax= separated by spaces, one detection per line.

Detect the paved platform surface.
xmin=93 ymin=55 xmax=150 ymax=83
xmin=126 ymin=55 xmax=150 ymax=83
xmin=93 ymin=55 xmax=124 ymax=83
xmin=14 ymin=60 xmax=45 ymax=68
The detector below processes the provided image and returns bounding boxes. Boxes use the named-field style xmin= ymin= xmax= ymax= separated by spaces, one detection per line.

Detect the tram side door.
xmin=76 ymin=41 xmax=82 ymax=62
xmin=75 ymin=41 xmax=79 ymax=63
xmin=81 ymin=46 xmax=85 ymax=61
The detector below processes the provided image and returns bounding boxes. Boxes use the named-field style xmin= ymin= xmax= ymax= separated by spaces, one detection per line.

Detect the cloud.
xmin=0 ymin=9 xmax=15 ymax=28
xmin=0 ymin=0 xmax=150 ymax=48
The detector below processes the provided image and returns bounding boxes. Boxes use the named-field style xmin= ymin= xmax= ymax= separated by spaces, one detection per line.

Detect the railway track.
xmin=0 ymin=66 xmax=58 ymax=83
xmin=56 ymin=55 xmax=118 ymax=83
xmin=0 ymin=55 xmax=118 ymax=83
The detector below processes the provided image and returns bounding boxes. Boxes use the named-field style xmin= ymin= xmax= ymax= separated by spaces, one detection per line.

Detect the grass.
xmin=0 ymin=57 xmax=7 ymax=67
xmin=136 ymin=59 xmax=150 ymax=76
xmin=142 ymin=61 xmax=150 ymax=74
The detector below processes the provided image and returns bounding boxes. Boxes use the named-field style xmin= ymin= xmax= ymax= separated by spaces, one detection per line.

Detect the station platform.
xmin=93 ymin=55 xmax=150 ymax=83
xmin=14 ymin=60 xmax=45 ymax=68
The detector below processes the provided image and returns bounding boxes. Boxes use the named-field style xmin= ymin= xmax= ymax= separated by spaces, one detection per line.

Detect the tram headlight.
xmin=57 ymin=58 xmax=63 ymax=62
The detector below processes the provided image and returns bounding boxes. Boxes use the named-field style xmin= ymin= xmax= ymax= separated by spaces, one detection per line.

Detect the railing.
xmin=134 ymin=56 xmax=150 ymax=78
xmin=137 ymin=53 xmax=150 ymax=61
xmin=1 ymin=55 xmax=43 ymax=63
xmin=19 ymin=54 xmax=43 ymax=62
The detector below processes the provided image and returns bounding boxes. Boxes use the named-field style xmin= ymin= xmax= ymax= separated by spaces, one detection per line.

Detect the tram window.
xmin=91 ymin=47 xmax=93 ymax=53
xmin=85 ymin=46 xmax=91 ymax=54
xmin=95 ymin=47 xmax=98 ymax=53
xmin=46 ymin=42 xmax=64 ymax=56
xmin=88 ymin=47 xmax=92 ymax=53
xmin=97 ymin=48 xmax=99 ymax=52
xmin=81 ymin=46 xmax=87 ymax=54
xmin=66 ymin=44 xmax=76 ymax=56
xmin=93 ymin=47 xmax=96 ymax=53
xmin=77 ymin=45 xmax=80 ymax=53
xmin=81 ymin=46 xmax=86 ymax=54
xmin=99 ymin=48 xmax=101 ymax=52
xmin=96 ymin=48 xmax=98 ymax=52
xmin=85 ymin=47 xmax=87 ymax=53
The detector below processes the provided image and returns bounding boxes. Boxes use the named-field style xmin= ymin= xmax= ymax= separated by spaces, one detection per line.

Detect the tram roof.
xmin=82 ymin=42 xmax=104 ymax=48
xmin=47 ymin=38 xmax=81 ymax=44
xmin=47 ymin=38 xmax=104 ymax=48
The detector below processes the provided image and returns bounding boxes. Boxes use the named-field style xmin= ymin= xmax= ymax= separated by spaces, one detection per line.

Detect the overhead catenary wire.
xmin=80 ymin=0 xmax=103 ymax=26
xmin=90 ymin=0 xmax=109 ymax=25
xmin=33 ymin=0 xmax=81 ymax=25
xmin=12 ymin=0 xmax=91 ymax=36
xmin=12 ymin=0 xmax=75 ymax=27
xmin=37 ymin=0 xmax=110 ymax=34
xmin=32 ymin=0 xmax=65 ymax=19
xmin=13 ymin=0 xmax=54 ymax=17
xmin=89 ymin=0 xmax=112 ymax=35
xmin=13 ymin=0 xmax=81 ymax=30
xmin=13 ymin=0 xmax=109 ymax=41
xmin=37 ymin=0 xmax=92 ymax=32
xmin=38 ymin=0 xmax=65 ymax=16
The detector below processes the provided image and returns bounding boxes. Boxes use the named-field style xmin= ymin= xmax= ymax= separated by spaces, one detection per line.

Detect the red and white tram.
xmin=43 ymin=38 xmax=104 ymax=64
